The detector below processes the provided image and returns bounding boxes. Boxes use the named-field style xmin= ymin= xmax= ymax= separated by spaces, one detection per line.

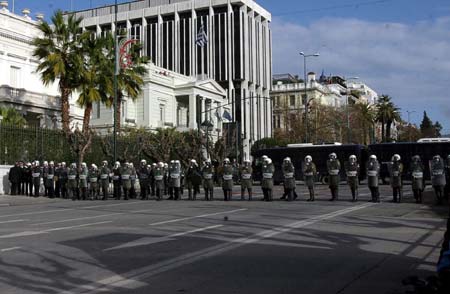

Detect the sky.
xmin=8 ymin=0 xmax=450 ymax=133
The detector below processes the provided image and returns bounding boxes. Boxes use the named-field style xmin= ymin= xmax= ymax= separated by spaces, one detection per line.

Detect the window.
xmin=290 ymin=95 xmax=296 ymax=107
xmin=10 ymin=66 xmax=21 ymax=88
xmin=159 ymin=104 xmax=165 ymax=123
xmin=92 ymin=101 xmax=100 ymax=119
xmin=301 ymin=94 xmax=307 ymax=105
xmin=274 ymin=96 xmax=281 ymax=107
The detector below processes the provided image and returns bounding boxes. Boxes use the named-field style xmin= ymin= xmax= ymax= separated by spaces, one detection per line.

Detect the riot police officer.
xmin=186 ymin=159 xmax=202 ymax=200
xmin=112 ymin=161 xmax=122 ymax=200
xmin=303 ymin=155 xmax=316 ymax=201
xmin=240 ymin=159 xmax=253 ymax=201
xmin=79 ymin=162 xmax=89 ymax=200
xmin=261 ymin=157 xmax=275 ymax=202
xmin=25 ymin=162 xmax=33 ymax=196
xmin=367 ymin=155 xmax=380 ymax=203
xmin=43 ymin=161 xmax=55 ymax=198
xmin=222 ymin=158 xmax=234 ymax=201
xmin=169 ymin=160 xmax=182 ymax=200
xmin=68 ymin=163 xmax=79 ymax=200
xmin=137 ymin=160 xmax=150 ymax=200
xmin=31 ymin=161 xmax=42 ymax=197
xmin=99 ymin=161 xmax=110 ymax=200
xmin=431 ymin=155 xmax=446 ymax=205
xmin=153 ymin=162 xmax=165 ymax=200
xmin=163 ymin=163 xmax=169 ymax=196
xmin=121 ymin=162 xmax=132 ymax=200
xmin=345 ymin=155 xmax=360 ymax=202
xmin=54 ymin=162 xmax=62 ymax=198
xmin=150 ymin=163 xmax=157 ymax=196
xmin=388 ymin=154 xmax=403 ymax=203
xmin=129 ymin=163 xmax=137 ymax=199
xmin=202 ymin=160 xmax=215 ymax=201
xmin=410 ymin=155 xmax=424 ymax=204
xmin=282 ymin=157 xmax=296 ymax=201
xmin=59 ymin=162 xmax=68 ymax=199
xmin=327 ymin=153 xmax=341 ymax=201
xmin=89 ymin=164 xmax=99 ymax=200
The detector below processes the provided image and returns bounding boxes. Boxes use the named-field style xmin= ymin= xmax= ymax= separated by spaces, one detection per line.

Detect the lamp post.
xmin=406 ymin=110 xmax=416 ymax=142
xmin=201 ymin=120 xmax=214 ymax=160
xmin=299 ymin=52 xmax=319 ymax=143
xmin=345 ymin=77 xmax=359 ymax=144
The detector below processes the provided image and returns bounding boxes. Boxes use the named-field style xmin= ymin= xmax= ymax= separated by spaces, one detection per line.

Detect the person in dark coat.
xmin=186 ymin=159 xmax=202 ymax=200
xmin=8 ymin=162 xmax=21 ymax=195
xmin=112 ymin=161 xmax=122 ymax=200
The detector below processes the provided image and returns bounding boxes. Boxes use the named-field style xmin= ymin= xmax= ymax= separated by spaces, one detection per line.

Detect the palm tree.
xmin=77 ymin=36 xmax=113 ymax=134
xmin=32 ymin=10 xmax=85 ymax=134
xmin=376 ymin=95 xmax=391 ymax=142
xmin=103 ymin=34 xmax=149 ymax=130
xmin=353 ymin=102 xmax=376 ymax=145
xmin=385 ymin=104 xmax=401 ymax=141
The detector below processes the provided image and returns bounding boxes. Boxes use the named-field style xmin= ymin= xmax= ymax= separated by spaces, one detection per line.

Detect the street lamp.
xmin=201 ymin=119 xmax=214 ymax=160
xmin=299 ymin=52 xmax=320 ymax=143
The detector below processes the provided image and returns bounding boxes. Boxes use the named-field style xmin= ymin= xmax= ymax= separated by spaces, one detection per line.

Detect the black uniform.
xmin=8 ymin=164 xmax=21 ymax=195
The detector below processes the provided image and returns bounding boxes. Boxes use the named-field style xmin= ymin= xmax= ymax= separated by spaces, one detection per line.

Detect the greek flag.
xmin=195 ymin=24 xmax=208 ymax=47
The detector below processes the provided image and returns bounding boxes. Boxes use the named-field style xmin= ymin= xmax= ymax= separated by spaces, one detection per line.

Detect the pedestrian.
xmin=303 ymin=155 xmax=317 ymax=202
xmin=240 ymin=159 xmax=253 ymax=201
xmin=68 ymin=163 xmax=79 ymax=200
xmin=431 ymin=155 xmax=446 ymax=205
xmin=367 ymin=155 xmax=380 ymax=203
xmin=222 ymin=158 xmax=234 ymax=201
xmin=153 ymin=162 xmax=165 ymax=201
xmin=79 ymin=162 xmax=89 ymax=200
xmin=89 ymin=164 xmax=99 ymax=200
xmin=410 ymin=155 xmax=424 ymax=204
xmin=202 ymin=160 xmax=215 ymax=201
xmin=345 ymin=155 xmax=360 ymax=202
xmin=137 ymin=160 xmax=150 ymax=200
xmin=327 ymin=153 xmax=341 ymax=201
xmin=121 ymin=162 xmax=132 ymax=200
xmin=31 ymin=161 xmax=42 ymax=197
xmin=169 ymin=160 xmax=182 ymax=200
xmin=112 ymin=161 xmax=122 ymax=200
xmin=388 ymin=154 xmax=403 ymax=203
xmin=261 ymin=156 xmax=274 ymax=202
xmin=8 ymin=162 xmax=21 ymax=195
xmin=99 ymin=161 xmax=110 ymax=200
xmin=282 ymin=157 xmax=296 ymax=201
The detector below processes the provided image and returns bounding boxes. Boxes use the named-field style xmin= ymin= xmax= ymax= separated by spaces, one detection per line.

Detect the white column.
xmin=201 ymin=97 xmax=206 ymax=123
xmin=189 ymin=94 xmax=197 ymax=129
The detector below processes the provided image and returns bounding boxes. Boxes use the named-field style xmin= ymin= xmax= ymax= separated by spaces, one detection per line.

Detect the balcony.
xmin=0 ymin=85 xmax=59 ymax=111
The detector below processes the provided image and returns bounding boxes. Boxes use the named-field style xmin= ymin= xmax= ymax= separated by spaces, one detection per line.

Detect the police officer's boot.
xmin=124 ymin=189 xmax=129 ymax=200
xmin=280 ymin=189 xmax=287 ymax=200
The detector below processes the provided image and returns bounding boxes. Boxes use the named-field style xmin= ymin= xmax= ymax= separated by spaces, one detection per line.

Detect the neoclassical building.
xmin=74 ymin=0 xmax=273 ymax=159
xmin=0 ymin=4 xmax=83 ymax=128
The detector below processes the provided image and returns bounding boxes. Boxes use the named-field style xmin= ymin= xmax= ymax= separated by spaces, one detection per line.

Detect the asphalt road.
xmin=0 ymin=184 xmax=448 ymax=294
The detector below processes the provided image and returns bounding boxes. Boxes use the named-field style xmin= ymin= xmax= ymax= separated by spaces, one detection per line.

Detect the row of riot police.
xmin=271 ymin=153 xmax=450 ymax=204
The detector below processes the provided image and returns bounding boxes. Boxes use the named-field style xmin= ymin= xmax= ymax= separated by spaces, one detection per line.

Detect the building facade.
xmin=92 ymin=62 xmax=227 ymax=140
xmin=0 ymin=4 xmax=83 ymax=127
xmin=74 ymin=0 xmax=273 ymax=160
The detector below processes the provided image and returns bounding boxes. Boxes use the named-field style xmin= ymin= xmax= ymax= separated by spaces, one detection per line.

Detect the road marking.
xmin=105 ymin=224 xmax=224 ymax=251
xmin=0 ymin=221 xmax=113 ymax=239
xmin=0 ymin=208 xmax=74 ymax=219
xmin=69 ymin=203 xmax=373 ymax=293
xmin=81 ymin=201 xmax=141 ymax=209
xmin=0 ymin=219 xmax=28 ymax=224
xmin=32 ymin=214 xmax=122 ymax=226
xmin=1 ymin=246 xmax=21 ymax=252
xmin=149 ymin=208 xmax=248 ymax=226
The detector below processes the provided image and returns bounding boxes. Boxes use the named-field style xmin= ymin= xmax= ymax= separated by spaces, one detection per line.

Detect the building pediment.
xmin=194 ymin=79 xmax=227 ymax=96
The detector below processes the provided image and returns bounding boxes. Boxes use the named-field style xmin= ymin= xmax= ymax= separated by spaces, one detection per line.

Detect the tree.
xmin=103 ymin=34 xmax=149 ymax=130
xmin=352 ymin=102 xmax=376 ymax=145
xmin=420 ymin=111 xmax=436 ymax=138
xmin=0 ymin=107 xmax=27 ymax=126
xmin=32 ymin=10 xmax=85 ymax=134
xmin=376 ymin=95 xmax=401 ymax=142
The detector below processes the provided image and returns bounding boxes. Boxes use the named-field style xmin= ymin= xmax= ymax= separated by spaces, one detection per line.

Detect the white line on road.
xmin=1 ymin=246 xmax=22 ymax=252
xmin=149 ymin=208 xmax=248 ymax=226
xmin=0 ymin=219 xmax=28 ymax=224
xmin=104 ymin=224 xmax=224 ymax=251
xmin=0 ymin=221 xmax=113 ymax=239
xmin=69 ymin=203 xmax=373 ymax=294
xmin=81 ymin=201 xmax=141 ymax=209
xmin=0 ymin=208 xmax=74 ymax=219
xmin=32 ymin=214 xmax=123 ymax=226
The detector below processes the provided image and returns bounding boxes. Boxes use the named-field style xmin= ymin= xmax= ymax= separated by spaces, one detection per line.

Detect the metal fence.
xmin=0 ymin=122 xmax=107 ymax=165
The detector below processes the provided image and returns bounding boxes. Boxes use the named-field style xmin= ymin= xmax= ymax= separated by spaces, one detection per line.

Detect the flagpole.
xmin=113 ymin=0 xmax=118 ymax=163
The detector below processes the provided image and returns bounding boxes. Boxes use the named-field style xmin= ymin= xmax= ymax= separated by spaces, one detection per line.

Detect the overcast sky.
xmin=9 ymin=0 xmax=450 ymax=132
